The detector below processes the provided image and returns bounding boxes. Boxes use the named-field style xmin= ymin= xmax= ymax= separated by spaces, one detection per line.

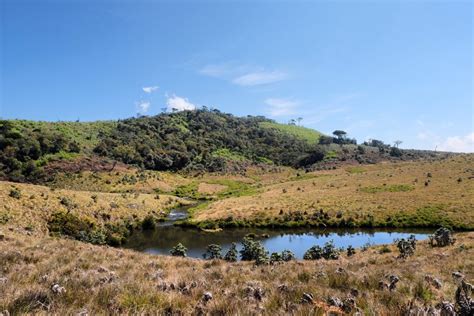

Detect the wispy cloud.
xmin=136 ymin=100 xmax=151 ymax=114
xmin=166 ymin=95 xmax=196 ymax=112
xmin=199 ymin=63 xmax=288 ymax=86
xmin=265 ymin=98 xmax=299 ymax=117
xmin=437 ymin=133 xmax=474 ymax=153
xmin=142 ymin=86 xmax=159 ymax=94
xmin=232 ymin=71 xmax=287 ymax=86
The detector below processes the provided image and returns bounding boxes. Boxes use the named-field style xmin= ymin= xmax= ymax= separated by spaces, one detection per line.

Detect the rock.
xmin=0 ymin=277 xmax=7 ymax=284
xmin=51 ymin=284 xmax=66 ymax=294
xmin=202 ymin=292 xmax=213 ymax=302
xmin=301 ymin=293 xmax=314 ymax=304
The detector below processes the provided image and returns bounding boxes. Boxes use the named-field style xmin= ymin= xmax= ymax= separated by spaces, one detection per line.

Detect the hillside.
xmin=0 ymin=110 xmax=448 ymax=184
xmin=1 ymin=228 xmax=472 ymax=314
xmin=0 ymin=111 xmax=318 ymax=182
xmin=259 ymin=121 xmax=323 ymax=144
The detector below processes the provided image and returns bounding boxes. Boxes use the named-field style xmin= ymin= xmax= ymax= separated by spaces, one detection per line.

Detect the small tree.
xmin=224 ymin=243 xmax=238 ymax=262
xmin=170 ymin=243 xmax=187 ymax=257
xmin=333 ymin=130 xmax=347 ymax=140
xmin=203 ymin=244 xmax=222 ymax=259
xmin=393 ymin=140 xmax=403 ymax=148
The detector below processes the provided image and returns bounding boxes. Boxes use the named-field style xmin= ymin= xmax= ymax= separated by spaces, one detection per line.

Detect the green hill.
xmin=259 ymin=121 xmax=323 ymax=144
xmin=1 ymin=110 xmax=322 ymax=181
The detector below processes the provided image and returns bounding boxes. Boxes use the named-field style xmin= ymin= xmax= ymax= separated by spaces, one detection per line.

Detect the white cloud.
xmin=233 ymin=71 xmax=287 ymax=86
xmin=166 ymin=95 xmax=196 ymax=112
xmin=437 ymin=133 xmax=474 ymax=153
xmin=199 ymin=64 xmax=234 ymax=77
xmin=265 ymin=98 xmax=299 ymax=117
xmin=142 ymin=86 xmax=159 ymax=93
xmin=136 ymin=100 xmax=151 ymax=114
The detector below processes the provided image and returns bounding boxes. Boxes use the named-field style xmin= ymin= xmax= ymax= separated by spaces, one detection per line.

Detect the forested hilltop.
xmin=0 ymin=109 xmax=449 ymax=182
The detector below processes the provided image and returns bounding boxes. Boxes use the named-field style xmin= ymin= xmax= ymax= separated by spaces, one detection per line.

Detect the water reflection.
xmin=123 ymin=226 xmax=431 ymax=259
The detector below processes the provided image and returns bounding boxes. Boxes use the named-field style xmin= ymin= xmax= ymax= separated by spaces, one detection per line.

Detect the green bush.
xmin=48 ymin=212 xmax=105 ymax=244
xmin=239 ymin=236 xmax=269 ymax=264
xmin=203 ymin=244 xmax=222 ymax=260
xmin=141 ymin=215 xmax=156 ymax=230
xmin=170 ymin=243 xmax=187 ymax=257
xmin=395 ymin=235 xmax=416 ymax=259
xmin=224 ymin=243 xmax=238 ymax=262
xmin=9 ymin=187 xmax=21 ymax=199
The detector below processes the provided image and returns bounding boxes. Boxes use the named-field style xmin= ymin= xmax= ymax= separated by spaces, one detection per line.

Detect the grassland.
xmin=1 ymin=229 xmax=472 ymax=314
xmin=0 ymin=180 xmax=187 ymax=240
xmin=189 ymin=155 xmax=474 ymax=230
xmin=0 ymin=152 xmax=473 ymax=314
xmin=259 ymin=121 xmax=323 ymax=144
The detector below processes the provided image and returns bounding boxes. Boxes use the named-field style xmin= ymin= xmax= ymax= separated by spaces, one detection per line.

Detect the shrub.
xmin=141 ymin=215 xmax=156 ymax=230
xmin=346 ymin=245 xmax=356 ymax=257
xmin=270 ymin=249 xmax=295 ymax=263
xmin=239 ymin=237 xmax=268 ymax=264
xmin=390 ymin=147 xmax=402 ymax=157
xmin=395 ymin=235 xmax=416 ymax=259
xmin=59 ymin=196 xmax=74 ymax=209
xmin=429 ymin=227 xmax=455 ymax=247
xmin=9 ymin=187 xmax=21 ymax=199
xmin=322 ymin=241 xmax=340 ymax=260
xmin=224 ymin=243 xmax=238 ymax=262
xmin=203 ymin=244 xmax=222 ymax=260
xmin=170 ymin=243 xmax=187 ymax=257
xmin=303 ymin=245 xmax=323 ymax=260
xmin=281 ymin=249 xmax=296 ymax=261
xmin=379 ymin=245 xmax=392 ymax=254
xmin=48 ymin=212 xmax=105 ymax=244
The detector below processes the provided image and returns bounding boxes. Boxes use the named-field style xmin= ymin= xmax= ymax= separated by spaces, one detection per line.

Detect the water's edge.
xmin=124 ymin=203 xmax=432 ymax=259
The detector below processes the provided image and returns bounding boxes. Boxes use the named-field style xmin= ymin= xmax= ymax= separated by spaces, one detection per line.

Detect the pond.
xmin=123 ymin=204 xmax=432 ymax=259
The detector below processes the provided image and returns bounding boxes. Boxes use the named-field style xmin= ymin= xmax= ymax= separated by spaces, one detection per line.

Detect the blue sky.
xmin=1 ymin=1 xmax=472 ymax=152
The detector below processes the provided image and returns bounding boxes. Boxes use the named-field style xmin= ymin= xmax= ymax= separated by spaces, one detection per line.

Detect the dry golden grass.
xmin=0 ymin=181 xmax=188 ymax=236
xmin=197 ymin=182 xmax=228 ymax=195
xmin=49 ymin=169 xmax=192 ymax=194
xmin=0 ymin=230 xmax=472 ymax=315
xmin=192 ymin=155 xmax=474 ymax=229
